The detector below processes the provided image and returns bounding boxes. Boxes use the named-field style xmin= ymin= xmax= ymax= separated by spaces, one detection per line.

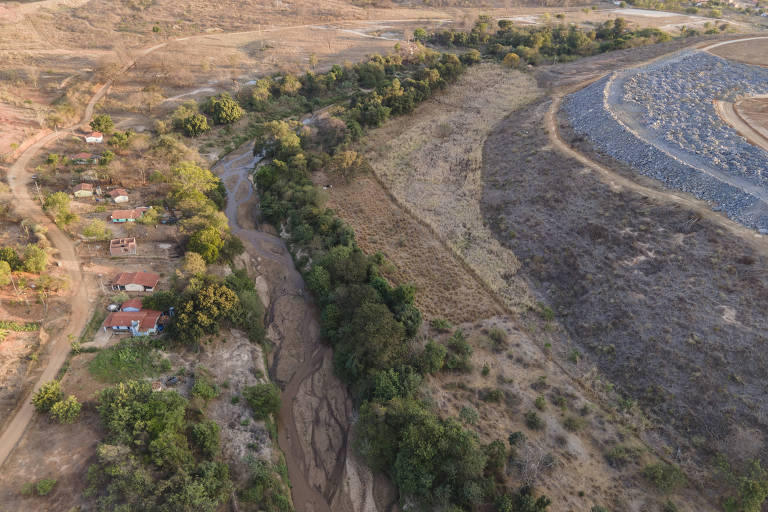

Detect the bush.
xmin=0 ymin=246 xmax=21 ymax=270
xmin=32 ymin=380 xmax=63 ymax=412
xmin=502 ymin=53 xmax=521 ymax=68
xmin=188 ymin=227 xmax=225 ymax=264
xmin=206 ymin=93 xmax=244 ymax=125
xmin=244 ymin=383 xmax=281 ymax=419
xmin=605 ymin=445 xmax=639 ymax=468
xmin=0 ymin=261 xmax=11 ymax=286
xmin=643 ymin=462 xmax=685 ymax=492
xmin=82 ymin=219 xmax=111 ymax=240
xmin=89 ymin=338 xmax=169 ymax=383
xmin=192 ymin=372 xmax=220 ymax=401
xmin=36 ymin=478 xmax=57 ymax=496
xmin=562 ymin=416 xmax=583 ymax=432
xmin=460 ymin=405 xmax=478 ymax=425
xmin=524 ymin=411 xmax=544 ymax=430
xmin=419 ymin=340 xmax=446 ymax=374
xmin=22 ymin=244 xmax=48 ymax=273
xmin=50 ymin=395 xmax=82 ymax=424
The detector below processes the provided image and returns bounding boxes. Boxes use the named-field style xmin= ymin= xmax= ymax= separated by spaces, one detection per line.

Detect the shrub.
xmin=50 ymin=395 xmax=81 ymax=424
xmin=488 ymin=326 xmax=507 ymax=349
xmin=82 ymin=219 xmax=111 ymax=240
xmin=22 ymin=244 xmax=48 ymax=273
xmin=460 ymin=405 xmax=478 ymax=425
xmin=182 ymin=113 xmax=210 ymax=137
xmin=534 ymin=396 xmax=546 ymax=410
xmin=35 ymin=478 xmax=57 ymax=496
xmin=502 ymin=53 xmax=521 ymax=68
xmin=32 ymin=380 xmax=62 ymax=412
xmin=643 ymin=462 xmax=685 ymax=492
xmin=0 ymin=261 xmax=11 ymax=286
xmin=419 ymin=340 xmax=446 ymax=374
xmin=605 ymin=445 xmax=639 ymax=468
xmin=206 ymin=93 xmax=244 ymax=125
xmin=244 ymin=383 xmax=281 ymax=419
xmin=562 ymin=416 xmax=583 ymax=432
xmin=0 ymin=247 xmax=21 ymax=270
xmin=508 ymin=431 xmax=526 ymax=446
xmin=524 ymin=411 xmax=544 ymax=430
xmin=192 ymin=373 xmax=220 ymax=401
xmin=429 ymin=317 xmax=451 ymax=332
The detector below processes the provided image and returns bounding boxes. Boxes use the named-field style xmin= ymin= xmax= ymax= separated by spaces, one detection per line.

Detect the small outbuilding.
xmin=109 ymin=188 xmax=129 ymax=203
xmin=72 ymin=153 xmax=93 ymax=165
xmin=85 ymin=131 xmax=103 ymax=143
xmin=109 ymin=237 xmax=137 ymax=257
xmin=120 ymin=297 xmax=144 ymax=312
xmin=111 ymin=271 xmax=160 ymax=292
xmin=73 ymin=183 xmax=94 ymax=198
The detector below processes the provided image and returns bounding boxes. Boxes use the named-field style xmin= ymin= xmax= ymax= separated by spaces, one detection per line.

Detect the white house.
xmin=103 ymin=309 xmax=162 ymax=336
xmin=85 ymin=131 xmax=103 ymax=143
xmin=110 ymin=188 xmax=129 ymax=203
xmin=111 ymin=271 xmax=160 ymax=292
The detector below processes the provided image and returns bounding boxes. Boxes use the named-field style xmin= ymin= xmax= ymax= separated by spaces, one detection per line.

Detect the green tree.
xmin=279 ymin=74 xmax=302 ymax=96
xmin=137 ymin=206 xmax=161 ymax=226
xmin=188 ymin=227 xmax=225 ymax=264
xmin=183 ymin=114 xmax=210 ymax=137
xmin=35 ymin=478 xmax=57 ymax=496
xmin=0 ymin=261 xmax=11 ymax=286
xmin=32 ymin=380 xmax=63 ymax=412
xmin=207 ymin=93 xmax=244 ymax=125
xmin=0 ymin=247 xmax=21 ymax=270
xmin=82 ymin=219 xmax=112 ymax=240
xmin=413 ymin=27 xmax=427 ymax=42
xmin=172 ymin=284 xmax=239 ymax=344
xmin=90 ymin=114 xmax=114 ymax=134
xmin=503 ymin=52 xmax=521 ymax=68
xmin=99 ymin=150 xmax=115 ymax=166
xmin=22 ymin=244 xmax=48 ymax=273
xmin=108 ymin=130 xmax=135 ymax=150
xmin=243 ymin=383 xmax=281 ymax=419
xmin=44 ymin=191 xmax=77 ymax=226
xmin=192 ymin=420 xmax=221 ymax=456
xmin=51 ymin=395 xmax=82 ymax=424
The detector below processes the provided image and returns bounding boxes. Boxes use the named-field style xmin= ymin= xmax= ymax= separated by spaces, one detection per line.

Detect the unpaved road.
xmin=716 ymin=98 xmax=768 ymax=154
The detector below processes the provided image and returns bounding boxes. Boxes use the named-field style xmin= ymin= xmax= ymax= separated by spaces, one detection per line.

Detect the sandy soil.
xmin=732 ymin=96 xmax=768 ymax=143
xmin=708 ymin=36 xmax=768 ymax=65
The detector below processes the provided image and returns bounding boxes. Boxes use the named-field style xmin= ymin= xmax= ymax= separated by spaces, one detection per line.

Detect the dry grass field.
xmin=708 ymin=37 xmax=768 ymax=65
xmin=361 ymin=63 xmax=541 ymax=313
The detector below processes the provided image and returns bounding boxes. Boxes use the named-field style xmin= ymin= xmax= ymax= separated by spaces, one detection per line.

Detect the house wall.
xmin=113 ymin=197 xmax=129 ymax=203
xmin=124 ymin=284 xmax=145 ymax=292
xmin=74 ymin=191 xmax=92 ymax=198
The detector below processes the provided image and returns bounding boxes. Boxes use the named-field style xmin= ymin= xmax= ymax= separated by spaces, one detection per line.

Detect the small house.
xmin=111 ymin=271 xmax=159 ymax=292
xmin=110 ymin=207 xmax=147 ymax=223
xmin=120 ymin=297 xmax=144 ymax=312
xmin=109 ymin=237 xmax=137 ymax=257
xmin=85 ymin=131 xmax=103 ymax=144
xmin=110 ymin=189 xmax=129 ymax=204
xmin=73 ymin=183 xmax=94 ymax=198
xmin=103 ymin=309 xmax=162 ymax=336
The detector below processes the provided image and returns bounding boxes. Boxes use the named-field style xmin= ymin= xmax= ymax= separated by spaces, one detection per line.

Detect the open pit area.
xmin=565 ymin=46 xmax=768 ymax=231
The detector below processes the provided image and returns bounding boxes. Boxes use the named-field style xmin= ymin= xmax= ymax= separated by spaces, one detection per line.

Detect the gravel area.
xmin=565 ymin=50 xmax=768 ymax=231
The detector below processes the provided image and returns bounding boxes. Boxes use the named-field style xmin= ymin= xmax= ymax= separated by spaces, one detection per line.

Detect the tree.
xmin=99 ymin=150 xmax=115 ymax=166
xmin=279 ymin=74 xmax=302 ymax=96
xmin=82 ymin=219 xmax=112 ymax=240
xmin=503 ymin=52 xmax=521 ymax=68
xmin=32 ymin=380 xmax=63 ymax=412
xmin=137 ymin=206 xmax=161 ymax=226
xmin=108 ymin=130 xmax=135 ymax=150
xmin=182 ymin=114 xmax=210 ymax=137
xmin=0 ymin=247 xmax=21 ymax=270
xmin=23 ymin=244 xmax=48 ymax=273
xmin=192 ymin=420 xmax=221 ymax=456
xmin=181 ymin=251 xmax=207 ymax=277
xmin=413 ymin=27 xmax=427 ymax=42
xmin=90 ymin=114 xmax=114 ymax=134
xmin=0 ymin=261 xmax=11 ymax=286
xmin=243 ymin=383 xmax=281 ymax=419
xmin=207 ymin=93 xmax=244 ymax=125
xmin=44 ymin=191 xmax=77 ymax=226
xmin=51 ymin=395 xmax=82 ymax=424
xmin=328 ymin=150 xmax=368 ymax=182
xmin=171 ymin=284 xmax=239 ymax=344
xmin=188 ymin=227 xmax=224 ymax=264
xmin=309 ymin=53 xmax=318 ymax=70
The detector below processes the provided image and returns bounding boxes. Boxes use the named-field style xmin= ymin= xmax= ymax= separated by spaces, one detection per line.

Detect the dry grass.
xmin=361 ymin=63 xmax=541 ymax=312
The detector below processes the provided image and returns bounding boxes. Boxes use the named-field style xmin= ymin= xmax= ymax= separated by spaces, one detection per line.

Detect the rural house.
xmin=120 ymin=297 xmax=144 ymax=312
xmin=103 ymin=309 xmax=162 ymax=336
xmin=109 ymin=237 xmax=137 ymax=256
xmin=109 ymin=188 xmax=129 ymax=203
xmin=85 ymin=131 xmax=103 ymax=143
xmin=110 ymin=207 xmax=148 ymax=223
xmin=73 ymin=183 xmax=94 ymax=198
xmin=111 ymin=271 xmax=159 ymax=292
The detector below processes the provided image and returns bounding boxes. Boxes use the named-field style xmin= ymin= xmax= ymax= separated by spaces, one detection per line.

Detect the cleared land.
xmin=708 ymin=36 xmax=768 ymax=65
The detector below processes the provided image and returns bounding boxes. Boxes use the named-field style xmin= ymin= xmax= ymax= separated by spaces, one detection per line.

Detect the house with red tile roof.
xmin=73 ymin=183 xmax=94 ymax=198
xmin=103 ymin=309 xmax=162 ymax=336
xmin=110 ymin=207 xmax=148 ymax=223
xmin=85 ymin=131 xmax=103 ymax=143
xmin=111 ymin=271 xmax=160 ymax=292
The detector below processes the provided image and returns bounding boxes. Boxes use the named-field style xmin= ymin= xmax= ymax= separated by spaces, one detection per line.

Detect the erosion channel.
xmin=214 ymin=143 xmax=397 ymax=512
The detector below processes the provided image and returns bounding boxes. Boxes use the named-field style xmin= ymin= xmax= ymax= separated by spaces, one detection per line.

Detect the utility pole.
xmin=33 ymin=178 xmax=44 ymax=205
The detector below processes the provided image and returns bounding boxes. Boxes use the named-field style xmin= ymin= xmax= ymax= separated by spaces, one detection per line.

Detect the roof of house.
xmin=120 ymin=297 xmax=144 ymax=310
xmin=73 ymin=183 xmax=93 ymax=192
xmin=88 ymin=131 xmax=103 ymax=138
xmin=104 ymin=309 xmax=161 ymax=331
xmin=113 ymin=271 xmax=160 ymax=288
xmin=72 ymin=152 xmax=93 ymax=160
xmin=111 ymin=207 xmax=147 ymax=220
xmin=109 ymin=188 xmax=128 ymax=198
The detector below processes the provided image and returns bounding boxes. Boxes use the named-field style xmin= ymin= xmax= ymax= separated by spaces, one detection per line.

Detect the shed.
xmin=120 ymin=297 xmax=144 ymax=312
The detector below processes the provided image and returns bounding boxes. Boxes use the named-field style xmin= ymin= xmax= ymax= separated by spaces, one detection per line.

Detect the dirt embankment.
xmin=214 ymin=145 xmax=398 ymax=512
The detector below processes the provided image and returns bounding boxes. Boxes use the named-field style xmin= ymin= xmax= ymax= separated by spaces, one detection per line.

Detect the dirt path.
xmin=715 ymin=98 xmax=768 ymax=153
